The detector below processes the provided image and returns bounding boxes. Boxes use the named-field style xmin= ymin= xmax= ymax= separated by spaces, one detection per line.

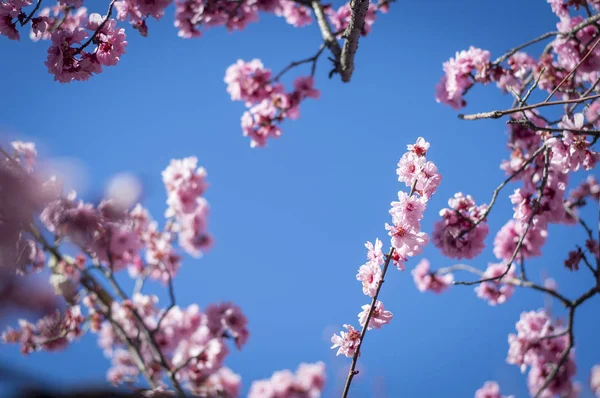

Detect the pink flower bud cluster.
xmin=162 ymin=156 xmax=212 ymax=258
xmin=411 ymin=258 xmax=453 ymax=294
xmin=333 ymin=137 xmax=441 ymax=357
xmin=224 ymin=59 xmax=320 ymax=147
xmin=22 ymin=4 xmax=129 ymax=83
xmin=507 ymin=310 xmax=578 ymax=398
xmin=433 ymin=193 xmax=489 ymax=260
xmin=174 ymin=0 xmax=311 ymax=39
xmin=247 ymin=362 xmax=326 ymax=398
xmin=87 ymin=293 xmax=248 ymax=390
xmin=474 ymin=381 xmax=514 ymax=398
xmin=474 ymin=262 xmax=515 ymax=306
xmin=2 ymin=306 xmax=85 ymax=354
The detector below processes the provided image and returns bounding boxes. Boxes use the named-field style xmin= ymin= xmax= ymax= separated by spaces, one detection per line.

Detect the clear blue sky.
xmin=1 ymin=1 xmax=598 ymax=397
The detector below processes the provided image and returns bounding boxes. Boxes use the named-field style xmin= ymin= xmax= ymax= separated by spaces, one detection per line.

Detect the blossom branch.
xmin=544 ymin=35 xmax=600 ymax=102
xmin=341 ymin=179 xmax=418 ymax=398
xmin=458 ymin=144 xmax=546 ymax=239
xmin=492 ymin=13 xmax=600 ymax=65
xmin=455 ymin=147 xmax=551 ymax=286
xmin=75 ymin=0 xmax=117 ymax=54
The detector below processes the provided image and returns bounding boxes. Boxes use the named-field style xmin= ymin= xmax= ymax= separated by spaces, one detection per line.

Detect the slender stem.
xmin=341 ymin=247 xmax=394 ymax=398
xmin=455 ymin=148 xmax=551 ymax=286
xmin=459 ymin=144 xmax=546 ymax=238
xmin=342 ymin=179 xmax=418 ymax=398
xmin=272 ymin=44 xmax=326 ymax=82
xmin=458 ymin=94 xmax=600 ymax=121
xmin=20 ymin=0 xmax=43 ymax=26
xmin=75 ymin=0 xmax=117 ymax=54
xmin=492 ymin=14 xmax=600 ymax=65
xmin=544 ymin=35 xmax=600 ymax=102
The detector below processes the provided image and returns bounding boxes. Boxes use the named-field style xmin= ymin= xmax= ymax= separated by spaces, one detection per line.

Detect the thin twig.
xmin=493 ymin=14 xmax=600 ymax=65
xmin=272 ymin=44 xmax=326 ymax=82
xmin=507 ymin=119 xmax=600 ymax=138
xmin=311 ymin=0 xmax=341 ymax=75
xmin=455 ymin=148 xmax=551 ymax=286
xmin=75 ymin=0 xmax=116 ymax=54
xmin=544 ymin=35 xmax=600 ymax=102
xmin=458 ymin=145 xmax=546 ymax=238
xmin=458 ymin=94 xmax=600 ymax=121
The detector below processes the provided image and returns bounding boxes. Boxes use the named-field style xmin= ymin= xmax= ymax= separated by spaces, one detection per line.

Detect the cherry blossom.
xmin=357 ymin=300 xmax=392 ymax=330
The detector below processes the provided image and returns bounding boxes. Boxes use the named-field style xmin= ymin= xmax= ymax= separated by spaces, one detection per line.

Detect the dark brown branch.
xmin=507 ymin=119 xmax=600 ymax=138
xmin=311 ymin=0 xmax=341 ymax=73
xmin=272 ymin=44 xmax=326 ymax=82
xmin=76 ymin=0 xmax=116 ymax=54
xmin=339 ymin=0 xmax=369 ymax=82
xmin=19 ymin=0 xmax=43 ymax=26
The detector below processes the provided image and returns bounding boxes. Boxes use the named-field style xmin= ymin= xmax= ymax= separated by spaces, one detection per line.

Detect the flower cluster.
xmin=89 ymin=294 xmax=248 ymax=391
xmin=224 ymin=59 xmax=320 ymax=147
xmin=2 ymin=306 xmax=85 ymax=354
xmin=474 ymin=381 xmax=514 ymax=398
xmin=162 ymin=156 xmax=212 ymax=258
xmin=247 ymin=362 xmax=326 ymax=398
xmin=432 ymin=193 xmax=489 ymax=260
xmin=507 ymin=310 xmax=578 ymax=398
xmin=474 ymin=262 xmax=515 ymax=306
xmin=411 ymin=258 xmax=453 ymax=294
xmin=333 ymin=137 xmax=441 ymax=359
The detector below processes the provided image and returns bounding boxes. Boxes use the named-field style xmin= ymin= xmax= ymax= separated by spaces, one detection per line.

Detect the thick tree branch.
xmin=339 ymin=0 xmax=369 ymax=82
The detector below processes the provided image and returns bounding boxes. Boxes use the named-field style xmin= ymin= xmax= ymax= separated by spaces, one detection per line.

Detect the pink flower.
xmin=356 ymin=261 xmax=382 ymax=297
xmin=389 ymin=190 xmax=426 ymax=227
xmin=433 ymin=193 xmax=489 ymax=260
xmin=0 ymin=3 xmax=19 ymax=41
xmin=493 ymin=220 xmax=547 ymax=261
xmin=435 ymin=46 xmax=491 ymax=109
xmin=45 ymin=28 xmax=102 ymax=83
xmin=357 ymin=300 xmax=392 ymax=330
xmin=475 ymin=263 xmax=515 ymax=306
xmin=475 ymin=381 xmax=514 ymax=398
xmin=277 ymin=1 xmax=312 ymax=27
xmin=331 ymin=324 xmax=360 ymax=357
xmin=205 ymin=302 xmax=249 ymax=349
xmin=293 ymin=76 xmax=320 ymax=99
xmin=385 ymin=220 xmax=428 ymax=258
xmin=412 ymin=258 xmax=453 ymax=293
xmin=11 ymin=141 xmax=37 ymax=171
xmin=86 ymin=14 xmax=127 ymax=66
xmin=590 ymin=365 xmax=600 ymax=398
xmin=224 ymin=59 xmax=280 ymax=105
xmin=507 ymin=309 xmax=577 ymax=397
xmin=248 ymin=362 xmax=326 ymax=398
xmin=407 ymin=137 xmax=430 ymax=157
xmin=365 ymin=238 xmax=384 ymax=266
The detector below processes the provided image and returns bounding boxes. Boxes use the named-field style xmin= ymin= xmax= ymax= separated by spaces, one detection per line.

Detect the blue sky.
xmin=1 ymin=0 xmax=599 ymax=397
